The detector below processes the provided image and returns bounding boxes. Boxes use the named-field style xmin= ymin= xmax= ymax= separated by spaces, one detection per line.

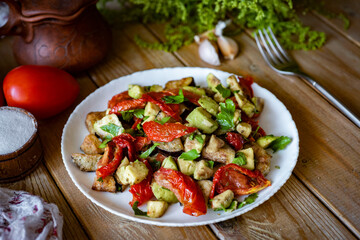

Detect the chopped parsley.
xmin=100 ymin=123 xmax=121 ymax=136
xmin=215 ymin=84 xmax=231 ymax=98
xmin=97 ymin=177 xmax=103 ymax=182
xmin=195 ymin=134 xmax=204 ymax=144
xmin=179 ymin=149 xmax=200 ymax=160
xmin=162 ymin=89 xmax=187 ymax=104
xmin=207 ymin=161 xmax=215 ymax=169
xmin=216 ymin=99 xmax=235 ymax=130
xmin=140 ymin=143 xmax=160 ymax=159
xmin=132 ymin=201 xmax=148 ymax=216
xmin=232 ymin=152 xmax=247 ymax=166
xmin=238 ymin=193 xmax=258 ymax=209
xmin=155 ymin=116 xmax=171 ymax=125
xmin=99 ymin=136 xmax=112 ymax=148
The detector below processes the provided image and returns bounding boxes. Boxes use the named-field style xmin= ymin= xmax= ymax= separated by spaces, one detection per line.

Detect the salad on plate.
xmin=71 ymin=73 xmax=291 ymax=218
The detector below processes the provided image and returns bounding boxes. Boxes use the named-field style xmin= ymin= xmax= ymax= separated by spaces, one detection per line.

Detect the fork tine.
xmin=258 ymin=29 xmax=281 ymax=65
xmin=255 ymin=32 xmax=276 ymax=69
xmin=263 ymin=28 xmax=287 ymax=64
xmin=267 ymin=27 xmax=292 ymax=61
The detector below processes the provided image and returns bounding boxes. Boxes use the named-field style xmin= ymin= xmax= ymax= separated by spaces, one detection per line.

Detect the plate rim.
xmin=61 ymin=67 xmax=299 ymax=227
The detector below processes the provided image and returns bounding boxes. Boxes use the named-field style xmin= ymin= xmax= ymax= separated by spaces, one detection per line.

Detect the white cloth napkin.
xmin=0 ymin=187 xmax=63 ymax=240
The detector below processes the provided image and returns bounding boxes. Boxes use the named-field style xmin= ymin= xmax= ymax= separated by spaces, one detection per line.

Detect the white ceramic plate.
xmin=61 ymin=67 xmax=299 ymax=227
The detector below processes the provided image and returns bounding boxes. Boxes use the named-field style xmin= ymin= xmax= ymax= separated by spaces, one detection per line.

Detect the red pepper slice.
xmin=143 ymin=121 xmax=197 ymax=142
xmin=210 ymin=164 xmax=271 ymax=198
xmin=154 ymin=168 xmax=207 ymax=217
xmin=109 ymin=98 xmax=146 ymax=115
xmin=108 ymin=91 xmax=132 ymax=109
xmin=141 ymin=92 xmax=181 ymax=121
xmin=238 ymin=76 xmax=254 ymax=99
xmin=134 ymin=136 xmax=151 ymax=152
xmin=226 ymin=132 xmax=245 ymax=151
xmin=96 ymin=147 xmax=123 ymax=179
xmin=112 ymin=133 xmax=137 ymax=162
xmin=129 ymin=160 xmax=153 ymax=207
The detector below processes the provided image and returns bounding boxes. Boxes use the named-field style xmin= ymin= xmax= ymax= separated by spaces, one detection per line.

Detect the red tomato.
xmin=3 ymin=65 xmax=79 ymax=119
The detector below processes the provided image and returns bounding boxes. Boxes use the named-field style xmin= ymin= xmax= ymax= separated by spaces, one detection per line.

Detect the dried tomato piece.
xmin=143 ymin=121 xmax=197 ymax=142
xmin=109 ymin=98 xmax=146 ymax=115
xmin=108 ymin=91 xmax=132 ymax=109
xmin=226 ymin=132 xmax=245 ymax=151
xmin=210 ymin=164 xmax=271 ymax=198
xmin=154 ymin=168 xmax=207 ymax=216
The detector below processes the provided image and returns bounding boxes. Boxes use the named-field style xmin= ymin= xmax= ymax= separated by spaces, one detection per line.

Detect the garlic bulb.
xmin=197 ymin=38 xmax=221 ymax=66
xmin=217 ymin=36 xmax=239 ymax=60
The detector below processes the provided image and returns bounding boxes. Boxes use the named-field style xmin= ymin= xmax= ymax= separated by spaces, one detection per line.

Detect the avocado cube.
xmin=147 ymin=200 xmax=169 ymax=218
xmin=182 ymin=86 xmax=206 ymax=96
xmin=237 ymin=148 xmax=255 ymax=170
xmin=211 ymin=190 xmax=234 ymax=210
xmin=93 ymin=114 xmax=124 ymax=139
xmin=252 ymin=97 xmax=264 ymax=114
xmin=256 ymin=135 xmax=279 ymax=148
xmin=198 ymin=96 xmax=219 ymax=116
xmin=128 ymin=84 xmax=145 ymax=99
xmin=149 ymin=84 xmax=164 ymax=92
xmin=186 ymin=107 xmax=218 ymax=134
xmin=161 ymin=156 xmax=178 ymax=171
xmin=194 ymin=160 xmax=214 ymax=180
xmin=177 ymin=157 xmax=196 ymax=176
xmin=234 ymin=92 xmax=255 ymax=117
xmin=151 ymin=182 xmax=178 ymax=203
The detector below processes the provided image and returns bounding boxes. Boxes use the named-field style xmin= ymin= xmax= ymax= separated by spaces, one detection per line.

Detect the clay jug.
xmin=0 ymin=0 xmax=111 ymax=72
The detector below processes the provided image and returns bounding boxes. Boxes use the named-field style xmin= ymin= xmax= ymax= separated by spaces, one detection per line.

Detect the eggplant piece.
xmin=155 ymin=138 xmax=184 ymax=152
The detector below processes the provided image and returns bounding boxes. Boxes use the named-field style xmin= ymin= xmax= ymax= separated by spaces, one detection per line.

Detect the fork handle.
xmin=299 ymin=74 xmax=360 ymax=128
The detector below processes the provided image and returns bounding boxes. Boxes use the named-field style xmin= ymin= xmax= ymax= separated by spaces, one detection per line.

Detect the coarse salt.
xmin=0 ymin=108 xmax=36 ymax=155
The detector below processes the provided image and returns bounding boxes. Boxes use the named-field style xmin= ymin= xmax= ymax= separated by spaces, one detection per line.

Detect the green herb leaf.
xmin=195 ymin=134 xmax=204 ymax=144
xmin=134 ymin=109 xmax=145 ymax=119
xmin=117 ymin=185 xmax=122 ymax=192
xmin=269 ymin=136 xmax=292 ymax=152
xmin=140 ymin=143 xmax=160 ymax=159
xmin=238 ymin=193 xmax=258 ymax=209
xmin=252 ymin=126 xmax=260 ymax=137
xmin=215 ymin=84 xmax=231 ymax=98
xmin=132 ymin=201 xmax=148 ymax=216
xmin=162 ymin=89 xmax=187 ymax=104
xmin=179 ymin=149 xmax=200 ymax=160
xmin=100 ymin=123 xmax=120 ymax=137
xmin=188 ymin=132 xmax=195 ymax=140
xmin=97 ymin=177 xmax=103 ymax=182
xmin=155 ymin=116 xmax=171 ymax=125
xmin=99 ymin=136 xmax=112 ymax=148
xmin=136 ymin=123 xmax=145 ymax=136
xmin=225 ymin=200 xmax=238 ymax=212
xmin=216 ymin=99 xmax=235 ymax=130
xmin=232 ymin=152 xmax=247 ymax=166
xmin=207 ymin=161 xmax=214 ymax=169
xmin=121 ymin=111 xmax=134 ymax=122
xmin=275 ymin=165 xmax=280 ymax=169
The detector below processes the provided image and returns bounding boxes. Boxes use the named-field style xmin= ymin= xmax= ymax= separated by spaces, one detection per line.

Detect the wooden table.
xmin=1 ymin=1 xmax=359 ymax=239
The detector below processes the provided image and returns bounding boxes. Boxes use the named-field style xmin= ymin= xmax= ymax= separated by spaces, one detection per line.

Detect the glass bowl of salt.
xmin=0 ymin=106 xmax=43 ymax=183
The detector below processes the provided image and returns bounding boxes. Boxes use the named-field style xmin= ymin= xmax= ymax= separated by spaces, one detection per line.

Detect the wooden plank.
xmin=310 ymin=0 xmax=360 ymax=47
xmin=211 ymin=176 xmax=355 ymax=240
xmin=146 ymin=22 xmax=360 ymax=237
xmin=0 ymin=37 xmax=88 ymax=240
xmin=1 ymin=164 xmax=89 ymax=240
xmin=36 ymin=24 xmax=217 ymax=240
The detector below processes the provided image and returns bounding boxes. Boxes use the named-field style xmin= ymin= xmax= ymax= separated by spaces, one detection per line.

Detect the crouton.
xmin=80 ymin=134 xmax=104 ymax=154
xmin=71 ymin=153 xmax=102 ymax=171
xmin=85 ymin=111 xmax=106 ymax=134
xmin=92 ymin=175 xmax=116 ymax=192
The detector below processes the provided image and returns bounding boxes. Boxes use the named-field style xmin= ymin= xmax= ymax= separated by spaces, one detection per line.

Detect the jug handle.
xmin=0 ymin=0 xmax=24 ymax=36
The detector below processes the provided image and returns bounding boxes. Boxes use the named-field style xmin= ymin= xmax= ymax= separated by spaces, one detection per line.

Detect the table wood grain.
xmin=1 ymin=1 xmax=359 ymax=239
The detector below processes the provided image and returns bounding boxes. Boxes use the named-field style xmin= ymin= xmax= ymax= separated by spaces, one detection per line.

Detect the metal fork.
xmin=255 ymin=27 xmax=360 ymax=128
